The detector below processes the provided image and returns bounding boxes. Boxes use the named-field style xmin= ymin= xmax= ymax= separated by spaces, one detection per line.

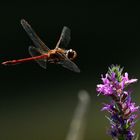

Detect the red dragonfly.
xmin=2 ymin=19 xmax=80 ymax=73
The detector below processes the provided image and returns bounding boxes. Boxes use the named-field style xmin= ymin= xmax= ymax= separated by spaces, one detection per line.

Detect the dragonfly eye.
xmin=66 ymin=49 xmax=77 ymax=60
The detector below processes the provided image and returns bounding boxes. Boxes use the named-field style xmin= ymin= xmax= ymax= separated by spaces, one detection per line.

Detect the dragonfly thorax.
xmin=66 ymin=49 xmax=77 ymax=60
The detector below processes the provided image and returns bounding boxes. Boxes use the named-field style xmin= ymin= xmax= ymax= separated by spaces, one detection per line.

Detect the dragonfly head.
xmin=66 ymin=49 xmax=77 ymax=60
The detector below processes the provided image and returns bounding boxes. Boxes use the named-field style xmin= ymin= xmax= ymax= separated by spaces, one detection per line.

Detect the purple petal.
xmin=97 ymin=84 xmax=113 ymax=95
xmin=122 ymin=73 xmax=138 ymax=86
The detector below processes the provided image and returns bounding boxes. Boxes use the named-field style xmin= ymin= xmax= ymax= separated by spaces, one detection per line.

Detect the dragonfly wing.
xmin=58 ymin=59 xmax=80 ymax=73
xmin=55 ymin=26 xmax=71 ymax=49
xmin=28 ymin=46 xmax=47 ymax=69
xmin=21 ymin=19 xmax=50 ymax=52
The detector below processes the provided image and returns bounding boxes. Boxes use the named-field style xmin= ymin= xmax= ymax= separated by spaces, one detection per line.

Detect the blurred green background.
xmin=0 ymin=0 xmax=140 ymax=140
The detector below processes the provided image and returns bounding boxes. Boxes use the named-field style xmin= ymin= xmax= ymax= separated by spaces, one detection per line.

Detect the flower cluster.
xmin=96 ymin=65 xmax=139 ymax=140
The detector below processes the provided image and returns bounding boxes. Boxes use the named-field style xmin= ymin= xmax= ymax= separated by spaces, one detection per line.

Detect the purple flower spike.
xmin=96 ymin=65 xmax=139 ymax=140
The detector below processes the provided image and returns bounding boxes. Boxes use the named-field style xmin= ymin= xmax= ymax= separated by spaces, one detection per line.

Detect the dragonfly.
xmin=2 ymin=19 xmax=80 ymax=73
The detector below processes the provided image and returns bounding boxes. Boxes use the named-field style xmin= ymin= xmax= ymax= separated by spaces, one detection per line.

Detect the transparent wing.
xmin=28 ymin=46 xmax=47 ymax=69
xmin=21 ymin=19 xmax=50 ymax=52
xmin=58 ymin=59 xmax=80 ymax=73
xmin=55 ymin=26 xmax=71 ymax=49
